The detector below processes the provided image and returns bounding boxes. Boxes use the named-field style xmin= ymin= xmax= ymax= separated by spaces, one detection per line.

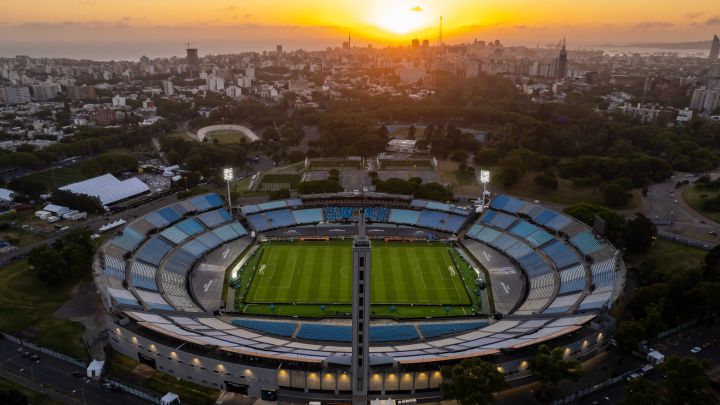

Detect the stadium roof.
xmin=60 ymin=174 xmax=150 ymax=205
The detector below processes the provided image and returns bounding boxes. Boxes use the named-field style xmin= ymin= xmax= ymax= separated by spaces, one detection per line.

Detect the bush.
xmin=534 ymin=173 xmax=559 ymax=190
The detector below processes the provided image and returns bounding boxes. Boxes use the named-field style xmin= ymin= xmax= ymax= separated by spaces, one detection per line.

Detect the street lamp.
xmin=223 ymin=168 xmax=233 ymax=213
xmin=480 ymin=170 xmax=490 ymax=209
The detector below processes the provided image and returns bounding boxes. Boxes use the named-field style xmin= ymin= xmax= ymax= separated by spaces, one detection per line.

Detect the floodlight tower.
xmin=223 ymin=168 xmax=233 ymax=213
xmin=480 ymin=170 xmax=490 ymax=209
xmin=351 ymin=210 xmax=371 ymax=404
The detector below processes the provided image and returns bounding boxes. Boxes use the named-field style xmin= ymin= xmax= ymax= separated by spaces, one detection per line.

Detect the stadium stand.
xmin=570 ymin=231 xmax=604 ymax=256
xmin=159 ymin=226 xmax=190 ymax=245
xmin=490 ymin=195 xmax=526 ymax=214
xmin=293 ymin=208 xmax=324 ymax=224
xmin=231 ymin=319 xmax=297 ymax=337
xmin=176 ymin=218 xmax=205 ymax=236
xmin=108 ymin=287 xmax=140 ymax=307
xmin=389 ymin=209 xmax=421 ymax=225
xmin=541 ymin=240 xmax=582 ymax=269
xmin=419 ymin=321 xmax=490 ymax=339
xmin=410 ymin=199 xmax=471 ymax=216
xmin=110 ymin=227 xmax=145 ymax=252
xmin=264 ymin=209 xmax=296 ymax=229
xmin=481 ymin=210 xmax=517 ymax=230
xmin=558 ymin=264 xmax=586 ymax=295
xmin=197 ymin=208 xmax=233 ymax=228
xmin=136 ymin=237 xmax=174 ymax=266
xmin=135 ymin=290 xmax=175 ymax=311
xmin=130 ymin=261 xmax=158 ymax=291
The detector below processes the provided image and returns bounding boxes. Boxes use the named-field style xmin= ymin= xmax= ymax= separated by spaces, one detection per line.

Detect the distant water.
xmin=0 ymin=39 xmax=332 ymax=61
xmin=586 ymin=45 xmax=710 ymax=57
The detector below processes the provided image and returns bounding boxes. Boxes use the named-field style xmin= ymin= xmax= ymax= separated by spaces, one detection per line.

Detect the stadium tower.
xmin=351 ymin=209 xmax=371 ymax=404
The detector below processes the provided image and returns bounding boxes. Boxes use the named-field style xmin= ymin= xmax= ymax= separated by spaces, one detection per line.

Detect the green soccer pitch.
xmin=238 ymin=241 xmax=479 ymax=316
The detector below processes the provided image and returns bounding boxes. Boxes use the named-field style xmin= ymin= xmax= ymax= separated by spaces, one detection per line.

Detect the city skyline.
xmin=1 ymin=0 xmax=720 ymax=59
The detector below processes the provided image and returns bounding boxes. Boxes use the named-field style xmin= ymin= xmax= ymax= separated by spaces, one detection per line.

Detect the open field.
xmin=628 ymin=239 xmax=707 ymax=276
xmin=0 ymin=377 xmax=64 ymax=405
xmin=21 ymin=163 xmax=90 ymax=191
xmin=206 ymin=130 xmax=249 ymax=144
xmin=235 ymin=241 xmax=478 ymax=318
xmin=0 ymin=260 xmax=87 ymax=360
xmin=682 ymin=185 xmax=720 ymax=224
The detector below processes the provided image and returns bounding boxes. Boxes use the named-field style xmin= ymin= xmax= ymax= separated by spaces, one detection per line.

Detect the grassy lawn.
xmin=627 ymin=239 xmax=707 ymax=276
xmin=495 ymin=169 xmax=640 ymax=209
xmin=165 ymin=131 xmax=194 ymax=141
xmin=235 ymin=241 xmax=478 ymax=318
xmin=21 ymin=163 xmax=90 ymax=191
xmin=206 ymin=130 xmax=249 ymax=144
xmin=258 ymin=174 xmax=301 ymax=190
xmin=682 ymin=185 xmax=720 ymax=224
xmin=0 ymin=260 xmax=87 ymax=360
xmin=0 ymin=229 xmax=43 ymax=247
xmin=106 ymin=351 xmax=219 ymax=405
xmin=0 ymin=377 xmax=64 ymax=405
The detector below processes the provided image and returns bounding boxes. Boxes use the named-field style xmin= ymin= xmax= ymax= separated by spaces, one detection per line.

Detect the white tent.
xmin=60 ymin=173 xmax=150 ymax=205
xmin=86 ymin=359 xmax=105 ymax=378
xmin=161 ymin=392 xmax=180 ymax=405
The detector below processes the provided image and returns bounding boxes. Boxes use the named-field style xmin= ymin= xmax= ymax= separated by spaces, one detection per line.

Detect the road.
xmin=0 ymin=338 xmax=151 ymax=405
xmin=641 ymin=173 xmax=720 ymax=249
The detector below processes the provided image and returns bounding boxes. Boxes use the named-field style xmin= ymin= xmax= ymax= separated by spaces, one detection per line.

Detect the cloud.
xmin=634 ymin=21 xmax=674 ymax=29
xmin=225 ymin=5 xmax=236 ymax=11
xmin=685 ymin=12 xmax=704 ymax=19
xmin=409 ymin=6 xmax=423 ymax=12
xmin=514 ymin=25 xmax=527 ymax=29
xmin=244 ymin=13 xmax=252 ymax=18
xmin=707 ymin=16 xmax=720 ymax=25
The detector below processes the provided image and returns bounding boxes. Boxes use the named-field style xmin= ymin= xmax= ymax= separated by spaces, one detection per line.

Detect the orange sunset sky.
xmin=1 ymin=0 xmax=719 ymax=58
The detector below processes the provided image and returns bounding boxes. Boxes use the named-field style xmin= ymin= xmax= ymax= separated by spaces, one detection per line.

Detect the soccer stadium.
xmin=94 ymin=192 xmax=625 ymax=401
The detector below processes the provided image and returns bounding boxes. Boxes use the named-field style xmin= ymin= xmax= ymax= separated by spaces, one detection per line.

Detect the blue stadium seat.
xmin=541 ymin=240 xmax=582 ymax=269
xmin=570 ymin=231 xmax=603 ymax=255
xmin=176 ymin=218 xmax=205 ymax=236
xmin=264 ymin=209 xmax=296 ymax=229
xmin=389 ymin=209 xmax=421 ymax=225
xmin=419 ymin=321 xmax=489 ymax=339
xmin=231 ymin=319 xmax=297 ymax=337
xmin=293 ymin=208 xmax=324 ymax=224
xmin=136 ymin=237 xmax=173 ymax=266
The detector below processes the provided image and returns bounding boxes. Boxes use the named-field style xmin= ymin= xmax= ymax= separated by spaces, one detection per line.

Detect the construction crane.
xmin=185 ymin=42 xmax=197 ymax=49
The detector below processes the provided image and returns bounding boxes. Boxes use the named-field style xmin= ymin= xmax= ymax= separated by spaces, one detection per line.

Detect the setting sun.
xmin=371 ymin=3 xmax=434 ymax=35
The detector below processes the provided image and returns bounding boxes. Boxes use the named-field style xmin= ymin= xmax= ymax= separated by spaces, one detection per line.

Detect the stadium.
xmin=94 ymin=192 xmax=625 ymax=401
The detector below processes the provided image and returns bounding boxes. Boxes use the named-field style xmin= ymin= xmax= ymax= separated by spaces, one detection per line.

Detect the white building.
xmin=112 ymin=95 xmax=126 ymax=107
xmin=690 ymin=87 xmax=720 ymax=112
xmin=387 ymin=139 xmax=418 ymax=154
xmin=1 ymin=86 xmax=31 ymax=104
xmin=206 ymin=76 xmax=225 ymax=92
xmin=225 ymin=85 xmax=242 ymax=99
xmin=676 ymin=108 xmax=694 ymax=124
xmin=163 ymin=80 xmax=174 ymax=96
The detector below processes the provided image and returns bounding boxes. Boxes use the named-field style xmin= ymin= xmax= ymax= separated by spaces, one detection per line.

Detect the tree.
xmin=601 ymin=183 xmax=632 ymax=207
xmin=297 ymin=179 xmax=343 ymax=194
xmin=621 ymin=378 xmax=665 ymax=405
xmin=407 ymin=125 xmax=416 ymax=140
xmin=615 ymin=320 xmax=646 ymax=357
xmin=662 ymin=356 xmax=713 ymax=405
xmin=415 ymin=182 xmax=453 ymax=202
xmin=528 ymin=345 xmax=582 ymax=394
xmin=440 ymin=358 xmax=506 ymax=405
xmin=0 ymin=388 xmax=28 ymax=405
xmin=28 ymin=245 xmax=69 ymax=283
xmin=534 ymin=173 xmax=559 ymax=191
xmin=268 ymin=188 xmax=290 ymax=200
xmin=498 ymin=166 xmax=522 ymax=188
xmin=51 ymin=189 xmax=104 ymax=214
xmin=624 ymin=214 xmax=656 ymax=254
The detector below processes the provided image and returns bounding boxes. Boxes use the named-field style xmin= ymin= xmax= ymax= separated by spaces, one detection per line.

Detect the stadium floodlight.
xmin=479 ymin=170 xmax=490 ymax=209
xmin=223 ymin=168 xmax=233 ymax=212
xmin=480 ymin=170 xmax=490 ymax=184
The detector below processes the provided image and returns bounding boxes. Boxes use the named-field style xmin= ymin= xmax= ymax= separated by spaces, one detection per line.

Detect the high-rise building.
xmin=710 ymin=34 xmax=720 ymax=60
xmin=557 ymin=38 xmax=568 ymax=79
xmin=163 ymin=80 xmax=174 ymax=96
xmin=690 ymin=87 xmax=720 ymax=112
xmin=276 ymin=45 xmax=283 ymax=54
xmin=411 ymin=38 xmax=420 ymax=48
xmin=31 ymin=83 xmax=59 ymax=101
xmin=186 ymin=47 xmax=199 ymax=77
xmin=69 ymin=85 xmax=96 ymax=100
xmin=1 ymin=86 xmax=31 ymax=104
